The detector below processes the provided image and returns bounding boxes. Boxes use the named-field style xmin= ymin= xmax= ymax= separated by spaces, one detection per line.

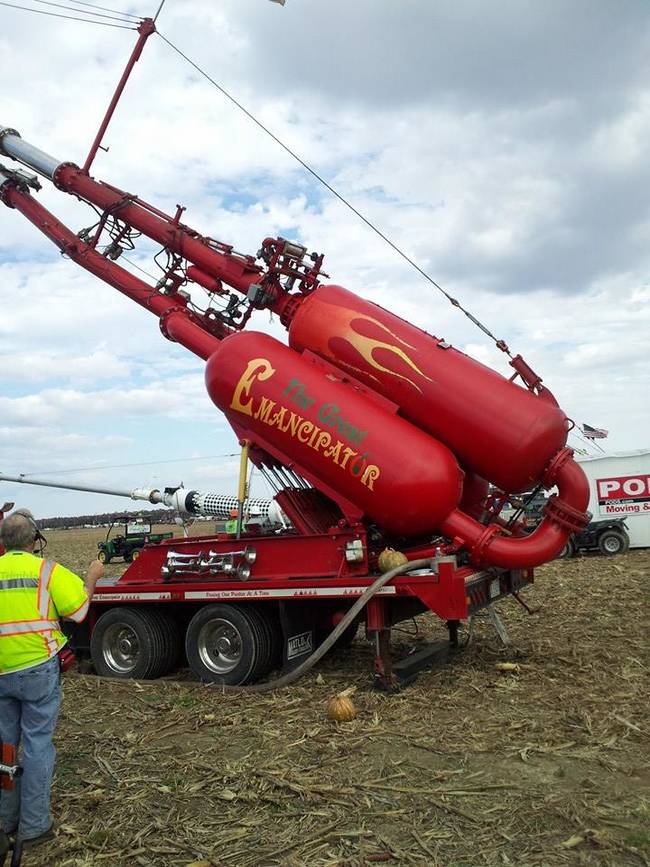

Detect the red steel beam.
xmin=54 ymin=165 xmax=264 ymax=295
xmin=1 ymin=183 xmax=222 ymax=361
xmin=82 ymin=18 xmax=157 ymax=174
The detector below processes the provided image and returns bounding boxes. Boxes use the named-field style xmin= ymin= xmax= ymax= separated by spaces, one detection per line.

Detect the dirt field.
xmin=20 ymin=529 xmax=650 ymax=867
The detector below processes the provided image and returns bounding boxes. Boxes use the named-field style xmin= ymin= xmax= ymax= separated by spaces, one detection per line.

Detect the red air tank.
xmin=205 ymin=331 xmax=463 ymax=537
xmin=288 ymin=285 xmax=570 ymax=493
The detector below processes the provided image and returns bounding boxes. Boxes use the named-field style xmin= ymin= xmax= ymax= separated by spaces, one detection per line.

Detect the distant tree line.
xmin=38 ymin=509 xmax=178 ymax=530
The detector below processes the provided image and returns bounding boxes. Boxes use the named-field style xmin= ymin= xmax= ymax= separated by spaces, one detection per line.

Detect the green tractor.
xmin=97 ymin=517 xmax=173 ymax=564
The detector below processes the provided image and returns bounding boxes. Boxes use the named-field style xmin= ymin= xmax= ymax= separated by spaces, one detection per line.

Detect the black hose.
xmin=243 ymin=557 xmax=432 ymax=693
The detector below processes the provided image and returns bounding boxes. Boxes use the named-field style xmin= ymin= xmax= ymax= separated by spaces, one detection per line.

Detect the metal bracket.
xmin=0 ymin=164 xmax=41 ymax=193
xmin=487 ymin=605 xmax=510 ymax=645
xmin=512 ymin=590 xmax=540 ymax=615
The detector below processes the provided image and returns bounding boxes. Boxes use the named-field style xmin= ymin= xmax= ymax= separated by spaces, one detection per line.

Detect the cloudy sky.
xmin=1 ymin=0 xmax=649 ymax=519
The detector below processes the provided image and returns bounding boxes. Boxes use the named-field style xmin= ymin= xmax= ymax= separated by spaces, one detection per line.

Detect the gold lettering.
xmin=269 ymin=406 xmax=286 ymax=429
xmin=339 ymin=447 xmax=357 ymax=470
xmin=297 ymin=421 xmax=314 ymax=443
xmin=282 ymin=411 xmax=303 ymax=436
xmin=231 ymin=358 xmax=275 ymax=417
xmin=361 ymin=465 xmax=380 ymax=491
xmin=254 ymin=396 xmax=276 ymax=423
xmin=314 ymin=431 xmax=332 ymax=452
xmin=324 ymin=440 xmax=343 ymax=464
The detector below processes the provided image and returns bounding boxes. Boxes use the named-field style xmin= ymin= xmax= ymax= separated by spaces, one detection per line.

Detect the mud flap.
xmin=278 ymin=601 xmax=320 ymax=672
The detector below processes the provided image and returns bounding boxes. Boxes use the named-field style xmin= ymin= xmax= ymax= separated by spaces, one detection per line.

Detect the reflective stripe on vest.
xmin=37 ymin=559 xmax=56 ymax=618
xmin=0 ymin=578 xmax=39 ymax=590
xmin=0 ymin=619 xmax=60 ymax=636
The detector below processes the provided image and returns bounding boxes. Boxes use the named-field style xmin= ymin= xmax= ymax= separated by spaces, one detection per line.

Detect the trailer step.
xmin=374 ymin=640 xmax=455 ymax=691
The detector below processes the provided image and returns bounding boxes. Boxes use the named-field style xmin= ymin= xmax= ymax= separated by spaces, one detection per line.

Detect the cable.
xmin=67 ymin=0 xmax=142 ymax=18
xmin=19 ymin=454 xmax=240 ymax=476
xmin=152 ymin=0 xmax=164 ymax=22
xmin=157 ymin=31 xmax=512 ymax=357
xmin=0 ymin=0 xmax=137 ymax=26
xmin=569 ymin=430 xmax=605 ymax=456
xmin=120 ymin=253 xmax=158 ymax=282
xmin=241 ymin=558 xmax=432 ymax=693
xmin=27 ymin=0 xmax=141 ymax=22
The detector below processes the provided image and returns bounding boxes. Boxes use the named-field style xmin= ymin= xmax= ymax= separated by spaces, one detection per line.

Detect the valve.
xmin=257 ymin=236 xmax=327 ymax=296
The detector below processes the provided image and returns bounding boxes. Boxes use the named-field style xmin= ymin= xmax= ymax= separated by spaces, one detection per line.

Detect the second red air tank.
xmin=288 ymin=284 xmax=570 ymax=493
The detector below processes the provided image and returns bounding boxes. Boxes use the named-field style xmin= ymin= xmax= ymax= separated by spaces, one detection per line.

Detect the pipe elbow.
xmin=441 ymin=453 xmax=591 ymax=569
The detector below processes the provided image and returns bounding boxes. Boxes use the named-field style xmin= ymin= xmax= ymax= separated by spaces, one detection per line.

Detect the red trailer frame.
xmin=74 ymin=527 xmax=533 ymax=689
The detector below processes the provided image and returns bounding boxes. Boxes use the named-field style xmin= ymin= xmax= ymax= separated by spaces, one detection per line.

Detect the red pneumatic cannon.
xmin=0 ymin=20 xmax=590 ymax=688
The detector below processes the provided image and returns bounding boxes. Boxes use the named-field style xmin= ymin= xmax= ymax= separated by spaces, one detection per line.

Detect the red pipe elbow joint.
xmin=441 ymin=448 xmax=590 ymax=569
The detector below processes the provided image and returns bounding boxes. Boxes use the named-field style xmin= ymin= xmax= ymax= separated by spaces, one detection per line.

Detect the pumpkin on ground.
xmin=327 ymin=686 xmax=358 ymax=722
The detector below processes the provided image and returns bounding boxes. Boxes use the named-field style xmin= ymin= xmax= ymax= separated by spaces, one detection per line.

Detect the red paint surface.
xmin=289 ymin=284 xmax=570 ymax=493
xmin=205 ymin=331 xmax=463 ymax=537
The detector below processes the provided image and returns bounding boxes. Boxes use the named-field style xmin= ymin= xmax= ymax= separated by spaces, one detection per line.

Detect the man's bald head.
xmin=0 ymin=509 xmax=38 ymax=551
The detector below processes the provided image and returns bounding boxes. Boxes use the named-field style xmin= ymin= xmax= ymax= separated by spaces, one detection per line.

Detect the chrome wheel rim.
xmin=602 ymin=536 xmax=621 ymax=554
xmin=103 ymin=623 xmax=140 ymax=673
xmin=197 ymin=618 xmax=243 ymax=674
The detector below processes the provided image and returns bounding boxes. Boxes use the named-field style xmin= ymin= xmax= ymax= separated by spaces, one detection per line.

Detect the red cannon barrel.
xmin=205 ymin=332 xmax=463 ymax=537
xmin=288 ymin=285 xmax=570 ymax=494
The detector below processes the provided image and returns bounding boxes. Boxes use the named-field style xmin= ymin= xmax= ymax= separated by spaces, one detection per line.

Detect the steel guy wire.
xmin=120 ymin=253 xmax=160 ymax=283
xmin=0 ymin=0 xmax=137 ymax=26
xmin=27 ymin=0 xmax=141 ymax=22
xmin=66 ymin=0 xmax=142 ymax=18
xmin=20 ymin=454 xmax=240 ymax=476
xmin=157 ymin=30 xmax=513 ymax=357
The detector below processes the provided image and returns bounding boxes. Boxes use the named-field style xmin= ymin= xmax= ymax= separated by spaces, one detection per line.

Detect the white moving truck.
xmin=576 ymin=450 xmax=650 ymax=549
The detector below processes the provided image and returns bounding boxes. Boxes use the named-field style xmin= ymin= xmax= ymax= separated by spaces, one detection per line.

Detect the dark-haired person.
xmin=0 ymin=509 xmax=103 ymax=849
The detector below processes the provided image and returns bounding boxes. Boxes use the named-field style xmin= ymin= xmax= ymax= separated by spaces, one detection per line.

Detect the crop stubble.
xmin=27 ymin=528 xmax=650 ymax=866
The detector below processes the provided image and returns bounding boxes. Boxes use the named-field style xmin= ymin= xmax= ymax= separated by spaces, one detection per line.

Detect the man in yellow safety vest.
xmin=0 ymin=509 xmax=104 ymax=849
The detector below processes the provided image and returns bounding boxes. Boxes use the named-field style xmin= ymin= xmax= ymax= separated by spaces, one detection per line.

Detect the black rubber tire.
xmin=245 ymin=606 xmax=277 ymax=683
xmin=97 ymin=549 xmax=109 ymax=564
xmin=147 ymin=609 xmax=181 ymax=676
xmin=333 ymin=619 xmax=359 ymax=649
xmin=559 ymin=538 xmax=575 ymax=559
xmin=124 ymin=548 xmax=139 ymax=563
xmin=317 ymin=618 xmax=359 ymax=652
xmin=185 ymin=604 xmax=275 ymax=685
xmin=597 ymin=530 xmax=629 ymax=556
xmin=90 ymin=607 xmax=172 ymax=679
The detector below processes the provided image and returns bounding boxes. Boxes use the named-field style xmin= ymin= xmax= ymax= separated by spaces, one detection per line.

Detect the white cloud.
xmin=0 ymin=350 xmax=130 ymax=383
xmin=1 ymin=0 xmax=649 ymax=517
xmin=0 ymin=376 xmax=220 ymax=427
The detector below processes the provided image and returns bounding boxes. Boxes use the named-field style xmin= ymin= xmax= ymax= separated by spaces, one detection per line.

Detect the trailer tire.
xmin=91 ymin=607 xmax=172 ymax=679
xmin=333 ymin=619 xmax=359 ymax=649
xmin=559 ymin=538 xmax=575 ymax=559
xmin=148 ymin=609 xmax=181 ymax=675
xmin=246 ymin=607 xmax=278 ymax=682
xmin=597 ymin=530 xmax=629 ymax=556
xmin=316 ymin=618 xmax=359 ymax=652
xmin=185 ymin=604 xmax=274 ymax=685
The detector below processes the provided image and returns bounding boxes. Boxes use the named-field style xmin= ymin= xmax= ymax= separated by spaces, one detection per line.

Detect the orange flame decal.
xmin=307 ymin=301 xmax=433 ymax=393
